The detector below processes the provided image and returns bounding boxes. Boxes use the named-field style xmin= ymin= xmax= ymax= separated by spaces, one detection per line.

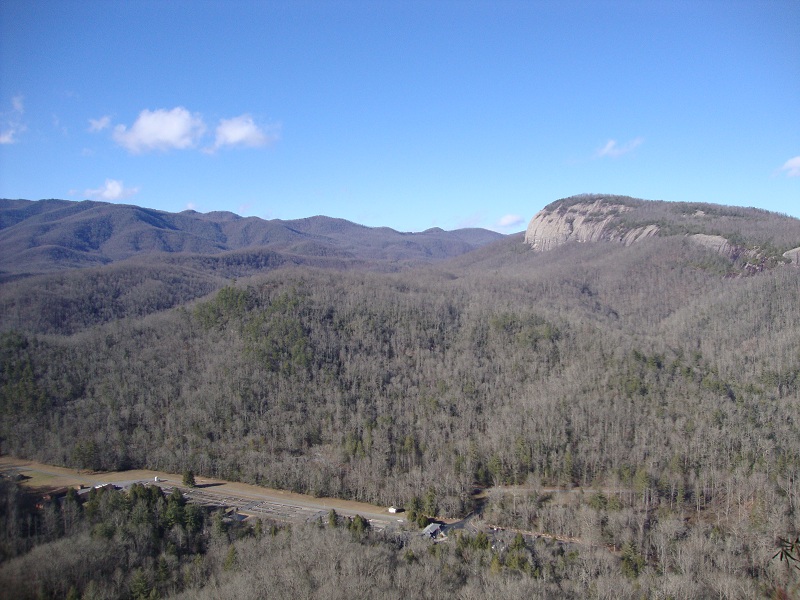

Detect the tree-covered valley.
xmin=2 ymin=195 xmax=800 ymax=598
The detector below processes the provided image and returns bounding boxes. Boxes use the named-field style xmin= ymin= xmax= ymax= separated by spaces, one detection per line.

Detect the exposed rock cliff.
xmin=783 ymin=247 xmax=800 ymax=264
xmin=689 ymin=233 xmax=735 ymax=257
xmin=524 ymin=195 xmax=800 ymax=271
xmin=524 ymin=198 xmax=659 ymax=251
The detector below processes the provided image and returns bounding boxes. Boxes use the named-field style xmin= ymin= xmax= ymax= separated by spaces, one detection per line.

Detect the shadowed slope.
xmin=0 ymin=199 xmax=504 ymax=276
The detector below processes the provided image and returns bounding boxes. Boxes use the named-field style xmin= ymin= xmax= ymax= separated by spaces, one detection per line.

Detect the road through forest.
xmin=0 ymin=456 xmax=406 ymax=531
xmin=2 ymin=456 xmax=615 ymax=545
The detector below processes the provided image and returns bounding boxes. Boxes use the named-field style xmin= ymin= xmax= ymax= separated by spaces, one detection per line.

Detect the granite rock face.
xmin=525 ymin=196 xmax=799 ymax=272
xmin=524 ymin=199 xmax=659 ymax=251
xmin=783 ymin=247 xmax=800 ymax=264
xmin=690 ymin=233 xmax=735 ymax=257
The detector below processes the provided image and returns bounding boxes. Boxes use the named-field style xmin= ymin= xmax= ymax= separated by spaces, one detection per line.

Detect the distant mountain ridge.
xmin=0 ymin=199 xmax=504 ymax=276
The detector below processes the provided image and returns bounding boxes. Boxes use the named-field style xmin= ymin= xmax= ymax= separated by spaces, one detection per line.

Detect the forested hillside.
xmin=0 ymin=199 xmax=502 ymax=277
xmin=2 ymin=196 xmax=800 ymax=598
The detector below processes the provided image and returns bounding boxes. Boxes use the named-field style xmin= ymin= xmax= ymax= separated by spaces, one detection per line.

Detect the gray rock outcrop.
xmin=524 ymin=199 xmax=659 ymax=251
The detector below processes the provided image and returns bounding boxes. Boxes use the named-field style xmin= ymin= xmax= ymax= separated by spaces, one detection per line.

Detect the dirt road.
xmin=0 ymin=457 xmax=406 ymax=530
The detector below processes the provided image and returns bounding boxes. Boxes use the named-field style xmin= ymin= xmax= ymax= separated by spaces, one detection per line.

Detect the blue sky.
xmin=1 ymin=0 xmax=798 ymax=233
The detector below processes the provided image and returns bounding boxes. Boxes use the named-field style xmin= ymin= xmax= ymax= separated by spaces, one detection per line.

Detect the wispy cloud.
xmin=113 ymin=107 xmax=206 ymax=153
xmin=52 ymin=114 xmax=68 ymax=136
xmin=210 ymin=114 xmax=278 ymax=152
xmin=595 ymin=137 xmax=644 ymax=159
xmin=497 ymin=214 xmax=525 ymax=230
xmin=456 ymin=212 xmax=485 ymax=229
xmin=88 ymin=115 xmax=111 ymax=132
xmin=778 ymin=156 xmax=800 ymax=177
xmin=85 ymin=178 xmax=139 ymax=201
xmin=0 ymin=95 xmax=27 ymax=144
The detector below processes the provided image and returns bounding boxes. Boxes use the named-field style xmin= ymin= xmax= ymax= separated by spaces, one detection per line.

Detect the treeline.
xmin=0 ymin=261 xmax=222 ymax=335
xmin=3 ymin=478 xmax=794 ymax=599
xmin=0 ymin=479 xmax=209 ymax=599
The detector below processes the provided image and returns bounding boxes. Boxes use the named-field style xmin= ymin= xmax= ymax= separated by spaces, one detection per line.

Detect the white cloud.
xmin=85 ymin=178 xmax=139 ymax=201
xmin=0 ymin=130 xmax=18 ymax=144
xmin=779 ymin=156 xmax=800 ymax=177
xmin=106 ymin=106 xmax=279 ymax=154
xmin=211 ymin=114 xmax=277 ymax=151
xmin=0 ymin=95 xmax=27 ymax=144
xmin=113 ymin=107 xmax=206 ymax=153
xmin=595 ymin=137 xmax=643 ymax=159
xmin=88 ymin=115 xmax=111 ymax=132
xmin=497 ymin=214 xmax=525 ymax=229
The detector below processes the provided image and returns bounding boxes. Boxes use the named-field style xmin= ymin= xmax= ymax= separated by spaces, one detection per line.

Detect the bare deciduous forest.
xmin=2 ymin=196 xmax=800 ymax=598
